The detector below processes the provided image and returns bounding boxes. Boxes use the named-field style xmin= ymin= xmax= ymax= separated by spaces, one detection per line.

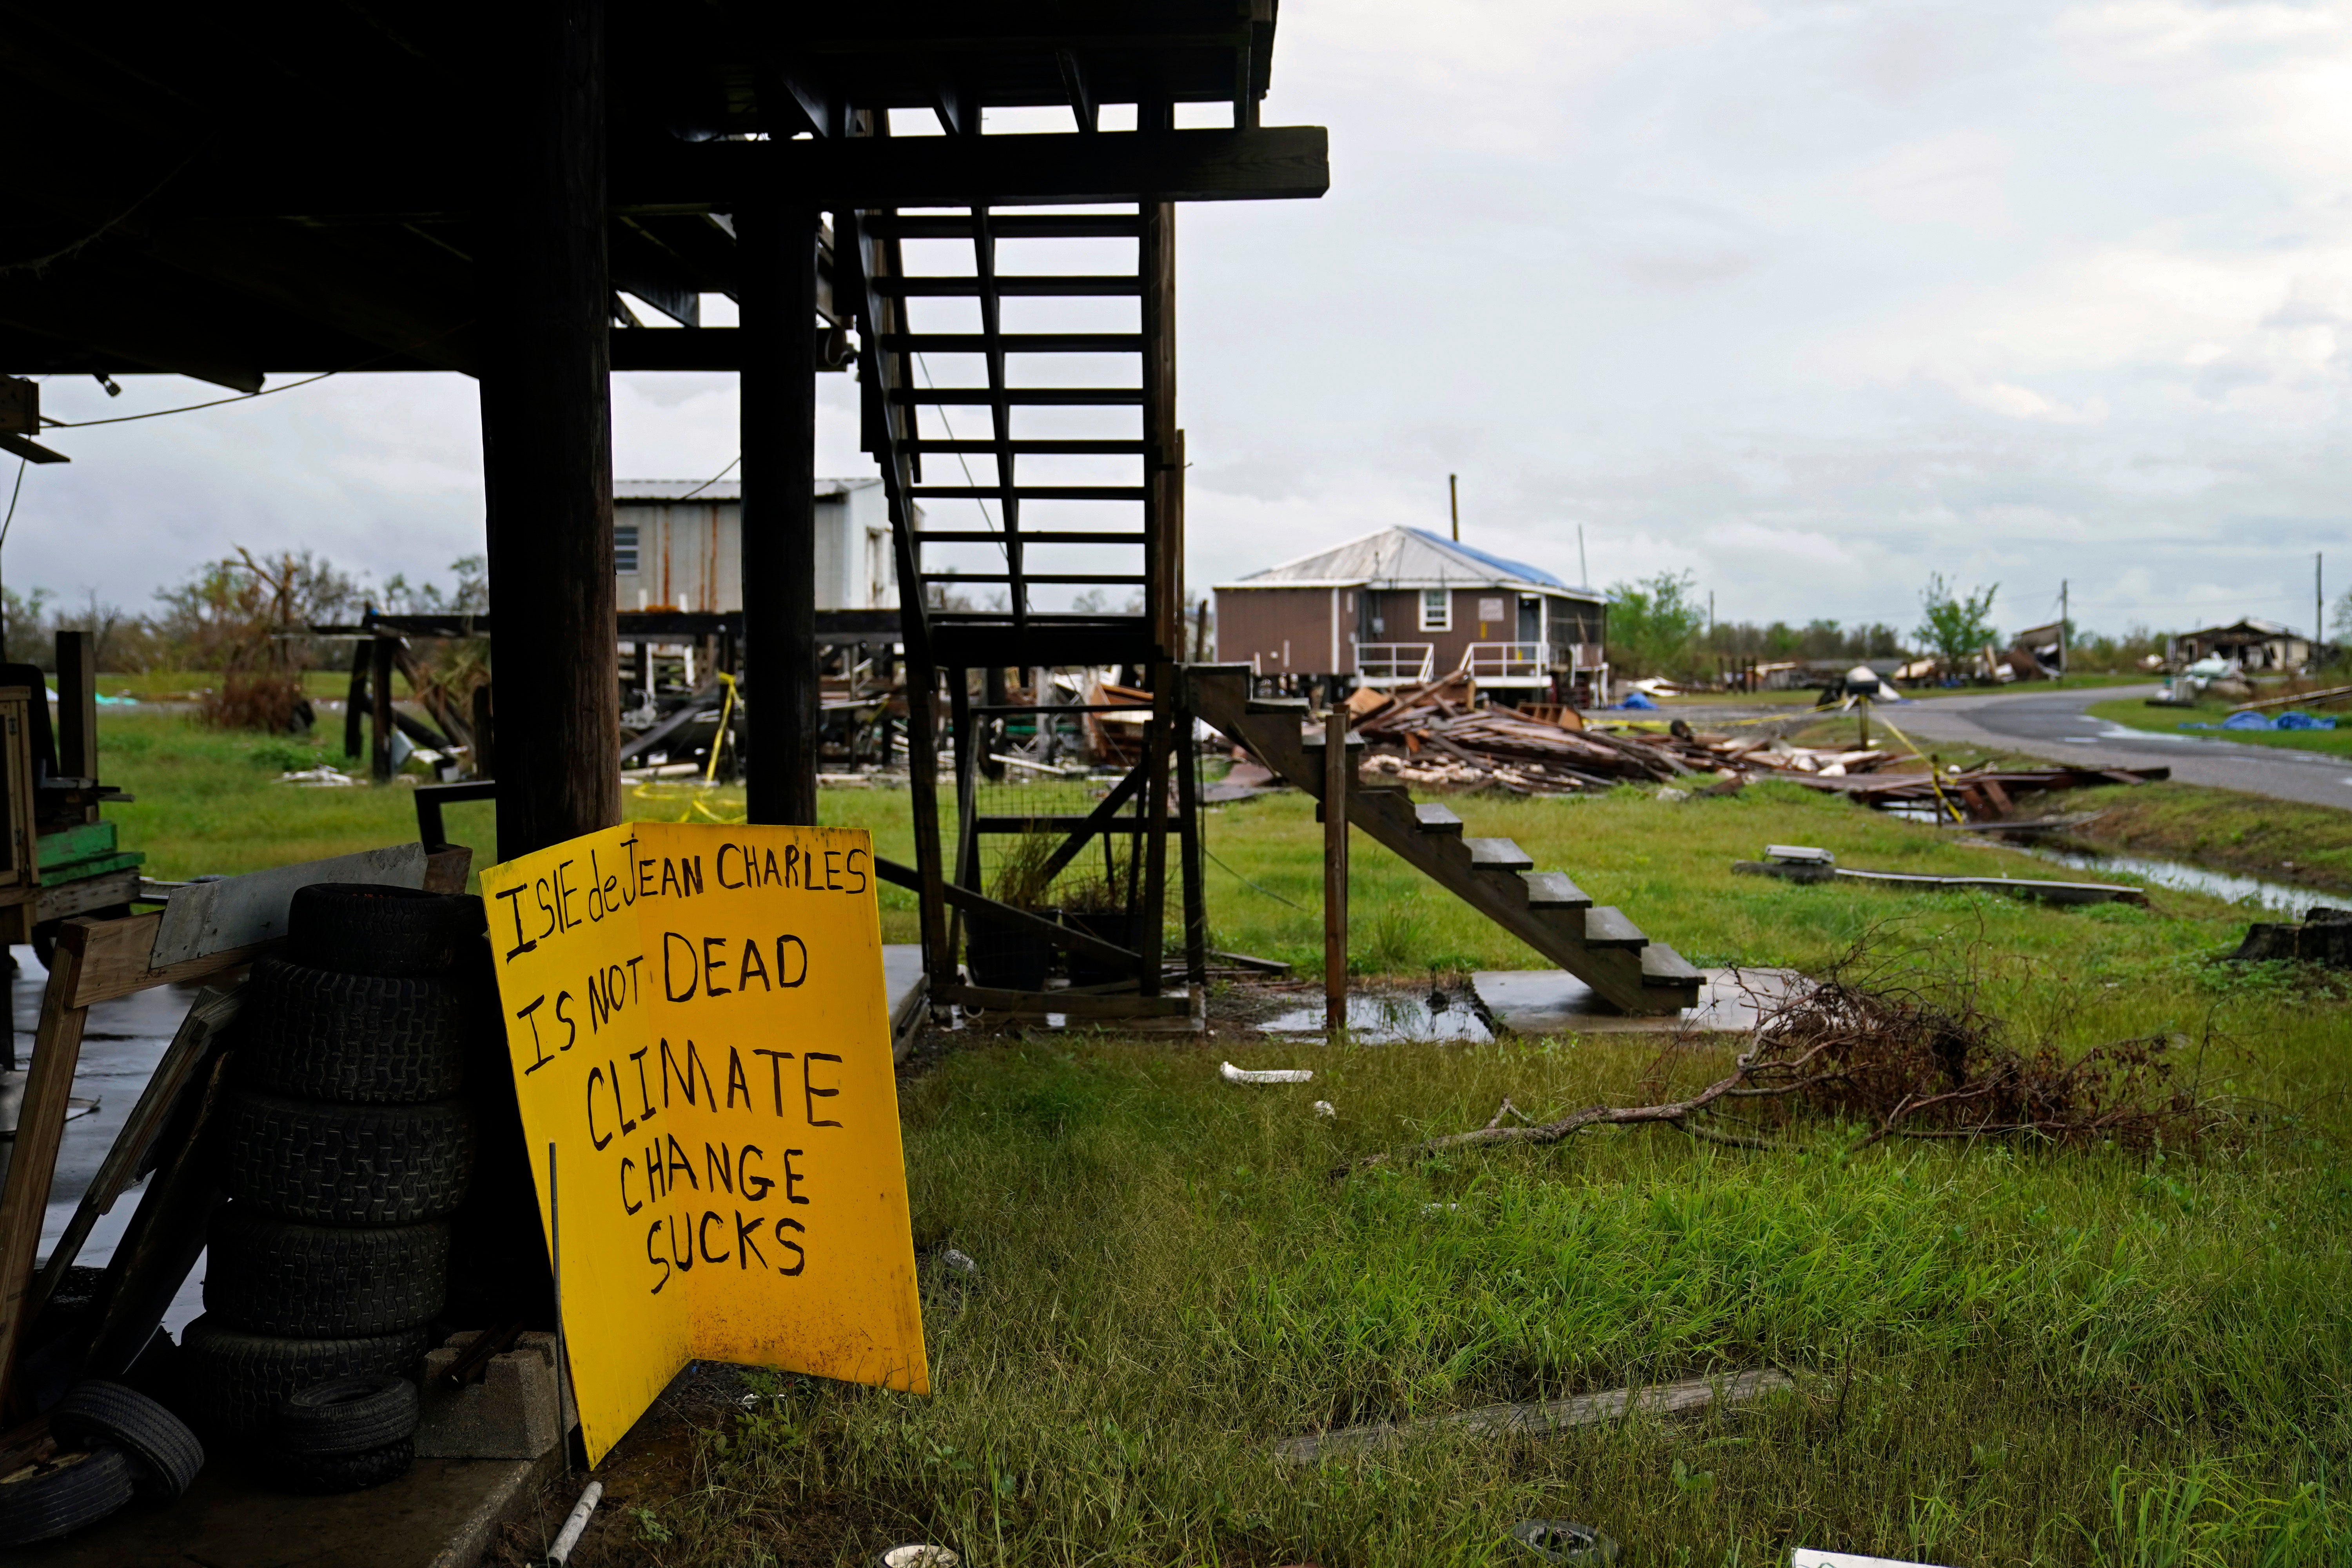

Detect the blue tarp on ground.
xmin=2181 ymin=710 xmax=2336 ymax=732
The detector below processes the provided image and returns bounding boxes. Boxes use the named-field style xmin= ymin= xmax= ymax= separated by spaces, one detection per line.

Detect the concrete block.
xmin=415 ymin=1330 xmax=575 ymax=1460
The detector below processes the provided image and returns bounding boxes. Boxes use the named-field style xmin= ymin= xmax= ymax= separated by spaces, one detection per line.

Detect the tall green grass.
xmin=642 ymin=1020 xmax=2352 ymax=1566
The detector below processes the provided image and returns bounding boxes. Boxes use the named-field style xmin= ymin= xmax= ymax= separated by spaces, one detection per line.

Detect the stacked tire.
xmin=185 ymin=884 xmax=483 ymax=1492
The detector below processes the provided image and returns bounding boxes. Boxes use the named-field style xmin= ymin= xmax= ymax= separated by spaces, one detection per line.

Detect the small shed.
xmin=615 ymin=478 xmax=902 ymax=614
xmin=1213 ymin=526 xmax=1604 ymax=695
xmin=2167 ymin=618 xmax=2311 ymax=673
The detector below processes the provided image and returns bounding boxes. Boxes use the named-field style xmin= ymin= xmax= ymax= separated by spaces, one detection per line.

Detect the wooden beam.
xmin=738 ymin=191 xmax=821 ymax=827
xmin=213 ymin=128 xmax=1331 ymax=222
xmin=0 ymin=944 xmax=88 ymax=1417
xmin=875 ymin=853 xmax=1140 ymax=971
xmin=477 ymin=0 xmax=622 ymax=858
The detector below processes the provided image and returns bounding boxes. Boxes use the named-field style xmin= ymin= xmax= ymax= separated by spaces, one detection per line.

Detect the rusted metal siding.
xmin=1214 ymin=586 xmax=1340 ymax=675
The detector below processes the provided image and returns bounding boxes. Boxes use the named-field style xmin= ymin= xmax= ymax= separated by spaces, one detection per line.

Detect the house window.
xmin=1419 ymin=589 xmax=1451 ymax=631
xmin=614 ymin=523 xmax=640 ymax=575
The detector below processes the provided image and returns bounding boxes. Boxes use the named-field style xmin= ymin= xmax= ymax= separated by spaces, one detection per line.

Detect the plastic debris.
xmin=1221 ymin=1061 xmax=1313 ymax=1085
xmin=276 ymin=766 xmax=358 ymax=787
xmin=1508 ymin=1519 xmax=1619 ymax=1564
xmin=547 ymin=1479 xmax=604 ymax=1566
xmin=880 ymin=1548 xmax=961 ymax=1568
xmin=1311 ymin=1100 xmax=1336 ymax=1118
xmin=940 ymin=1248 xmax=978 ymax=1277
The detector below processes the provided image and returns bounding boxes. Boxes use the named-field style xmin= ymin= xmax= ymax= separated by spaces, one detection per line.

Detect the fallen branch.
xmin=1347 ymin=931 xmax=2227 ymax=1172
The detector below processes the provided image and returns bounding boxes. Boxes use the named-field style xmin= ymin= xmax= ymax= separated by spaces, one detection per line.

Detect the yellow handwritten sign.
xmin=480 ymin=822 xmax=926 ymax=1464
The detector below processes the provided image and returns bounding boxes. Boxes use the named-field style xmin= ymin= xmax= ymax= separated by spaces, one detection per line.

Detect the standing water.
xmin=2022 ymin=847 xmax=2326 ymax=916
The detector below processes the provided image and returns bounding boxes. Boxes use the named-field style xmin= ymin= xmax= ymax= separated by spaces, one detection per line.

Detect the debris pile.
xmin=1341 ymin=678 xmax=2167 ymax=816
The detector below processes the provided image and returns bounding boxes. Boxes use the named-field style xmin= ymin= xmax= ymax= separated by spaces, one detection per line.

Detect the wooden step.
xmin=1519 ymin=871 xmax=1590 ymax=909
xmin=877 ymin=333 xmax=1144 ymax=354
xmin=1640 ymin=944 xmax=1703 ymax=986
xmin=1413 ymin=802 xmax=1463 ymax=835
xmin=909 ymin=487 xmax=1150 ymax=503
xmin=916 ymin=530 xmax=1145 ymax=545
xmin=873 ymin=275 xmax=1144 ymax=297
xmin=1463 ymin=837 xmax=1534 ymax=872
xmin=909 ymin=439 xmax=1149 ymax=455
xmin=863 ymin=214 xmax=1144 ymax=240
xmin=1583 ymin=906 xmax=1646 ymax=949
xmin=890 ymin=388 xmax=1144 ymax=406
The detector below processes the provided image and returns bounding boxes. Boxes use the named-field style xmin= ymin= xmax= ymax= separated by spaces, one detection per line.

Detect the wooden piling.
xmin=475 ymin=0 xmax=621 ymax=857
xmin=738 ymin=195 xmax=821 ymax=825
xmin=1324 ymin=708 xmax=1348 ymax=1032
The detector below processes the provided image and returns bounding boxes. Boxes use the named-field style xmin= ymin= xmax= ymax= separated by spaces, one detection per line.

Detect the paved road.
xmin=1884 ymin=683 xmax=2352 ymax=810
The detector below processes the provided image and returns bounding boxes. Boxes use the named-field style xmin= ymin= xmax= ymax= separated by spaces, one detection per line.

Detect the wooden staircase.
xmin=1189 ymin=665 xmax=1702 ymax=1014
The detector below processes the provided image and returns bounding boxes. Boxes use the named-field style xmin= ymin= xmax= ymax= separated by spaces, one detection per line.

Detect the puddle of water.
xmin=2021 ymin=847 xmax=2325 ymax=916
xmin=1260 ymin=991 xmax=1493 ymax=1044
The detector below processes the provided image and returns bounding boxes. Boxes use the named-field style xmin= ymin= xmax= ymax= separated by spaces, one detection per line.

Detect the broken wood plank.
xmin=0 ymin=945 xmax=90 ymax=1418
xmin=1273 ymin=1369 xmax=1796 ymax=1463
xmin=24 ymin=985 xmax=243 ymax=1323
xmin=147 ymin=842 xmax=428 ymax=968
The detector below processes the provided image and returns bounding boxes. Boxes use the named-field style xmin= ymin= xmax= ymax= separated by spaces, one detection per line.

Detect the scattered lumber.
xmin=1337 ymin=684 xmax=2169 ymax=817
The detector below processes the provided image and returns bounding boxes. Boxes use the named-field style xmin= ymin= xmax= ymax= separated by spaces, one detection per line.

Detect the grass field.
xmin=2086 ymin=699 xmax=2352 ymax=760
xmin=1651 ymin=674 xmax=2153 ymax=707
xmin=91 ymin=708 xmax=2352 ymax=1564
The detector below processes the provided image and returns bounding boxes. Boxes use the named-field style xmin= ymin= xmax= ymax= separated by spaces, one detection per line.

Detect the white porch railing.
xmin=1356 ymin=643 xmax=1435 ymax=685
xmin=1460 ymin=642 xmax=1550 ymax=682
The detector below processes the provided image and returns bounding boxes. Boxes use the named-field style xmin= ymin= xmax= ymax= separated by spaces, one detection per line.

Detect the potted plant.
xmin=965 ymin=830 xmax=1058 ymax=991
xmin=1060 ymin=862 xmax=1139 ymax=988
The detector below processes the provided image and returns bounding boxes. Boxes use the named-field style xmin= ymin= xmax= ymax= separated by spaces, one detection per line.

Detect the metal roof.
xmin=1218 ymin=525 xmax=1590 ymax=597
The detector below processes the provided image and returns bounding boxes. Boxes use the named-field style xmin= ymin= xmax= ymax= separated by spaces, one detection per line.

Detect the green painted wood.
xmin=40 ymin=850 xmax=143 ymax=888
xmin=35 ymin=821 xmax=113 ymax=864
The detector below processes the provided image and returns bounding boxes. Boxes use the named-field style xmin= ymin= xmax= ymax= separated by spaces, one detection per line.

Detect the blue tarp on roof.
xmin=1400 ymin=527 xmax=1569 ymax=589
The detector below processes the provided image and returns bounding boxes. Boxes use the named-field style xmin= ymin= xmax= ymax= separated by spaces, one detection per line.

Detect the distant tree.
xmin=1915 ymin=574 xmax=2000 ymax=669
xmin=1605 ymin=571 xmax=1706 ymax=679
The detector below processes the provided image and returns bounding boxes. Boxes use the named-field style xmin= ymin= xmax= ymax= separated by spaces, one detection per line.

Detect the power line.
xmin=675 ymin=455 xmax=740 ymax=499
xmin=40 ymin=368 xmax=342 ymax=428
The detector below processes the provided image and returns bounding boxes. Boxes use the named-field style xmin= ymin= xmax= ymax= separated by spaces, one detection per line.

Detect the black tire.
xmin=0 ymin=1446 xmax=133 ymax=1545
xmin=47 ymin=1381 xmax=204 ymax=1501
xmin=203 ymin=1207 xmax=449 ymax=1336
xmin=289 ymin=884 xmax=484 ymax=978
xmin=178 ymin=1316 xmax=430 ymax=1437
xmin=275 ymin=1374 xmax=419 ymax=1455
xmin=240 ymin=956 xmax=471 ymax=1104
xmin=222 ymin=1091 xmax=474 ymax=1226
xmin=264 ymin=1436 xmax=414 ymax=1495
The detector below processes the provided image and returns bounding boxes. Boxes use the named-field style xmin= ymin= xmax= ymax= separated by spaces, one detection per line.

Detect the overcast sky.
xmin=12 ymin=0 xmax=2351 ymax=641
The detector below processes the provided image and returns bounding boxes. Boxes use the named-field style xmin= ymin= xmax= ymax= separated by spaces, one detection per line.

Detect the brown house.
xmin=1213 ymin=527 xmax=1605 ymax=695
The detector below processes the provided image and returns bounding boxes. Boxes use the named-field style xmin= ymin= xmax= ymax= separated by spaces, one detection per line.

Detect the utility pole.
xmin=1448 ymin=474 xmax=1459 ymax=542
xmin=2059 ymin=580 xmax=2068 ymax=676
xmin=1577 ymin=525 xmax=1588 ymax=587
xmin=2318 ymin=552 xmax=2325 ymax=668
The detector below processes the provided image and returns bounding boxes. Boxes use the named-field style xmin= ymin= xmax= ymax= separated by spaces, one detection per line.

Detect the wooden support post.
xmin=906 ymin=673 xmax=952 ymax=984
xmin=471 ymin=683 xmax=496 ymax=779
xmin=370 ymin=635 xmax=395 ymax=782
xmin=1138 ymin=666 xmax=1174 ymax=996
xmin=53 ymin=630 xmax=96 ymax=788
xmin=1174 ymin=683 xmax=1209 ymax=989
xmin=344 ymin=638 xmax=368 ymax=759
xmin=477 ymin=0 xmax=621 ymax=858
xmin=1323 ymin=708 xmax=1348 ymax=1033
xmin=947 ymin=670 xmax=979 ymax=965
xmin=0 ymin=939 xmax=89 ymax=1418
xmin=739 ymin=195 xmax=821 ymax=826
xmin=1857 ymin=695 xmax=1871 ymax=750
xmin=980 ymin=665 xmax=1006 ymax=781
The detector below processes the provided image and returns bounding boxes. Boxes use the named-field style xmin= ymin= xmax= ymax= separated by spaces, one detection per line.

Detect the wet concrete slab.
xmin=0 ymin=946 xmax=216 ymax=1337
xmin=18 ymin=1450 xmax=558 ymax=1568
xmin=1472 ymin=967 xmax=1803 ymax=1038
